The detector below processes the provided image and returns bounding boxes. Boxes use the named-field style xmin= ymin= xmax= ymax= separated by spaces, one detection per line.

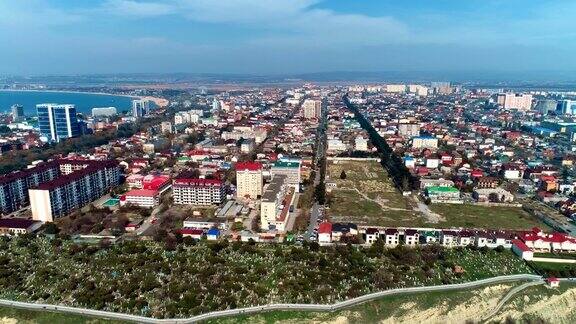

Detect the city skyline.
xmin=1 ymin=0 xmax=576 ymax=76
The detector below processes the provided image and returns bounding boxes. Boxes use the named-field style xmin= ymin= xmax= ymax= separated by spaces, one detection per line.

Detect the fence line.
xmin=0 ymin=274 xmax=545 ymax=323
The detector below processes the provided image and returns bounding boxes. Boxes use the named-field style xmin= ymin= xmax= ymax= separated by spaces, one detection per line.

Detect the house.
xmin=441 ymin=230 xmax=458 ymax=247
xmin=178 ymin=228 xmax=204 ymax=239
xmin=476 ymin=177 xmax=499 ymax=189
xmin=318 ymin=222 xmax=332 ymax=243
xmin=206 ymin=228 xmax=220 ymax=241
xmin=384 ymin=228 xmax=399 ymax=246
xmin=404 ymin=229 xmax=419 ymax=246
xmin=426 ymin=186 xmax=462 ymax=203
xmin=365 ymin=228 xmax=379 ymax=244
xmin=473 ymin=188 xmax=515 ymax=203
xmin=0 ymin=219 xmax=42 ymax=236
xmin=546 ymin=277 xmax=560 ymax=288
xmin=124 ymin=219 xmax=143 ymax=232
xmin=512 ymin=239 xmax=534 ymax=261
xmin=331 ymin=223 xmax=358 ymax=242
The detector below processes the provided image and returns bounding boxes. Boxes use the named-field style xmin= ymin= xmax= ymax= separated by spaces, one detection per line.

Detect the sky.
xmin=0 ymin=0 xmax=575 ymax=76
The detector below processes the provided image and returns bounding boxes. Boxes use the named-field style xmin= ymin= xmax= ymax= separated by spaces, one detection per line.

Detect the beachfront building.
xmin=36 ymin=104 xmax=80 ymax=142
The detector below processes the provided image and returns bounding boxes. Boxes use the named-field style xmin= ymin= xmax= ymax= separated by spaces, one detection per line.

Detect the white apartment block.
xmin=497 ymin=93 xmax=533 ymax=110
xmin=172 ymin=178 xmax=225 ymax=206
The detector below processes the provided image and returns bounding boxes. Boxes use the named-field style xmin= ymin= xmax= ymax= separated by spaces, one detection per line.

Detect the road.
xmin=482 ymin=279 xmax=545 ymax=321
xmin=305 ymin=202 xmax=321 ymax=241
xmin=0 ymin=274 xmax=546 ymax=323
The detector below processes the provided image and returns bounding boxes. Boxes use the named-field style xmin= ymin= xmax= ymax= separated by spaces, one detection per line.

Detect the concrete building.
xmin=36 ymin=104 xmax=80 ymax=142
xmin=497 ymin=93 xmax=533 ymax=110
xmin=385 ymin=84 xmax=406 ymax=93
xmin=558 ymin=100 xmax=576 ymax=115
xmin=535 ymin=100 xmax=557 ymax=115
xmin=260 ymin=175 xmax=293 ymax=231
xmin=236 ymin=162 xmax=263 ymax=200
xmin=270 ymin=160 xmax=301 ymax=186
xmin=411 ymin=136 xmax=438 ymax=149
xmin=172 ymin=178 xmax=225 ymax=206
xmin=161 ymin=121 xmax=173 ymax=134
xmin=355 ymin=136 xmax=368 ymax=151
xmin=91 ymin=107 xmax=117 ymax=117
xmin=11 ymin=104 xmax=24 ymax=122
xmin=408 ymin=85 xmax=428 ymax=97
xmin=132 ymin=99 xmax=151 ymax=118
xmin=303 ymin=99 xmax=322 ymax=119
xmin=29 ymin=160 xmax=121 ymax=222
xmin=398 ymin=122 xmax=420 ymax=137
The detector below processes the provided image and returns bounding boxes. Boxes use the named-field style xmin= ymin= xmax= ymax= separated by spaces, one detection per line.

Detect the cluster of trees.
xmin=343 ymin=95 xmax=415 ymax=191
xmin=0 ymin=235 xmax=533 ymax=319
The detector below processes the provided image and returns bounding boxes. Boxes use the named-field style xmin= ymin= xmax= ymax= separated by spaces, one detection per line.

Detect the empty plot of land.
xmin=326 ymin=160 xmax=423 ymax=227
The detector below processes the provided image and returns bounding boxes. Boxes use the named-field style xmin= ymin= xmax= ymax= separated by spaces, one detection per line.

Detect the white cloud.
xmin=0 ymin=0 xmax=83 ymax=27
xmin=103 ymin=0 xmax=175 ymax=17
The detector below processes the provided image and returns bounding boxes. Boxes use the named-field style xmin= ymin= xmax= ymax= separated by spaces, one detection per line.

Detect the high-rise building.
xmin=132 ymin=99 xmax=151 ymax=118
xmin=36 ymin=104 xmax=80 ymax=142
xmin=535 ymin=100 xmax=557 ymax=115
xmin=431 ymin=82 xmax=452 ymax=94
xmin=260 ymin=174 xmax=293 ymax=231
xmin=302 ymin=99 xmax=321 ymax=119
xmin=497 ymin=93 xmax=533 ymax=110
xmin=212 ymin=98 xmax=221 ymax=112
xmin=235 ymin=162 xmax=263 ymax=200
xmin=11 ymin=104 xmax=24 ymax=122
xmin=558 ymin=100 xmax=576 ymax=115
xmin=398 ymin=122 xmax=420 ymax=137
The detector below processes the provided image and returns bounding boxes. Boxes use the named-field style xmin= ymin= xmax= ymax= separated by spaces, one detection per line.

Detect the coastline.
xmin=0 ymin=89 xmax=169 ymax=108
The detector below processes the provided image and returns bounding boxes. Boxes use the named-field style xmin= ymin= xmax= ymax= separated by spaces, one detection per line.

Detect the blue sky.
xmin=0 ymin=0 xmax=575 ymax=75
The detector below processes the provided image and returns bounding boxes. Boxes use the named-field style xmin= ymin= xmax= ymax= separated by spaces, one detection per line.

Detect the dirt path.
xmin=412 ymin=197 xmax=445 ymax=223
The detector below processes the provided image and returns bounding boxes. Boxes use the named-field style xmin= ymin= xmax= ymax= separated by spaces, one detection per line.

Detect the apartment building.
xmin=270 ymin=160 xmax=301 ymax=186
xmin=29 ymin=160 xmax=121 ymax=222
xmin=172 ymin=178 xmax=225 ymax=206
xmin=260 ymin=175 xmax=293 ymax=231
xmin=235 ymin=162 xmax=263 ymax=200
xmin=497 ymin=93 xmax=533 ymax=110
xmin=303 ymin=99 xmax=322 ymax=119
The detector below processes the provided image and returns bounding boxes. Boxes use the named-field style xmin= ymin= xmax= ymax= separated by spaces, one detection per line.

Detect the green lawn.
xmin=430 ymin=204 xmax=548 ymax=230
xmin=0 ymin=306 xmax=126 ymax=324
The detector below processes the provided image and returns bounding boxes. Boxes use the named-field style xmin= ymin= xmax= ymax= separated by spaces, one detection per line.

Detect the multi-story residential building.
xmin=385 ymin=84 xmax=406 ymax=93
xmin=0 ymin=161 xmax=61 ymax=214
xmin=235 ymin=162 xmax=263 ymax=200
xmin=398 ymin=122 xmax=420 ymax=137
xmin=260 ymin=175 xmax=293 ymax=231
xmin=497 ymin=93 xmax=533 ymax=110
xmin=270 ymin=160 xmax=301 ymax=187
xmin=122 ymin=189 xmax=159 ymax=208
xmin=172 ymin=178 xmax=225 ymax=206
xmin=29 ymin=160 xmax=120 ymax=222
xmin=36 ymin=104 xmax=80 ymax=142
xmin=303 ymin=99 xmax=322 ymax=119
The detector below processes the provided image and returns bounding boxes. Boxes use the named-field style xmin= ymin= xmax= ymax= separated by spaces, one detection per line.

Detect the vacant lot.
xmin=326 ymin=160 xmax=422 ymax=226
xmin=429 ymin=204 xmax=549 ymax=230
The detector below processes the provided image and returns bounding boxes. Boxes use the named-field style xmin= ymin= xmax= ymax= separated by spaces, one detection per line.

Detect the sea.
xmin=0 ymin=90 xmax=134 ymax=116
